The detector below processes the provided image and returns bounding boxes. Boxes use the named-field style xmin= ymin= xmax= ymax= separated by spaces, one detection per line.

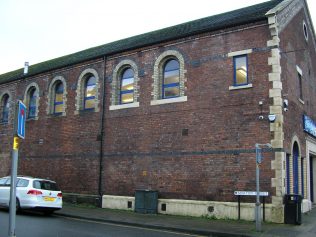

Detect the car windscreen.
xmin=33 ymin=180 xmax=59 ymax=191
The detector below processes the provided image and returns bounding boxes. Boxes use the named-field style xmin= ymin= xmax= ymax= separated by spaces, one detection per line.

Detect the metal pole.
xmin=238 ymin=195 xmax=241 ymax=220
xmin=9 ymin=101 xmax=21 ymax=237
xmin=254 ymin=143 xmax=271 ymax=232
xmin=255 ymin=150 xmax=261 ymax=232
xmin=9 ymin=137 xmax=19 ymax=237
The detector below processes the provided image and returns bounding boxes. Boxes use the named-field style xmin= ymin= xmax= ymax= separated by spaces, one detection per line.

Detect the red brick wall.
xmin=16 ymin=61 xmax=105 ymax=194
xmin=280 ymin=7 xmax=316 ymax=155
xmin=102 ymin=22 xmax=274 ymax=201
xmin=0 ymin=83 xmax=16 ymax=176
xmin=0 ymin=22 xmax=276 ymax=201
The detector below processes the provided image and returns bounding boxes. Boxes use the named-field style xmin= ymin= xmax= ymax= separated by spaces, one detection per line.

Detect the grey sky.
xmin=0 ymin=0 xmax=315 ymax=75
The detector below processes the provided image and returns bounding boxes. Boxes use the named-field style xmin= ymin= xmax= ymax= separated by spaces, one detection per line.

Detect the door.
xmin=293 ymin=142 xmax=299 ymax=194
xmin=310 ymin=155 xmax=316 ymax=203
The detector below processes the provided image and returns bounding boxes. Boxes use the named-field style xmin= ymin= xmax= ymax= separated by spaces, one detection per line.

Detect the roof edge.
xmin=266 ymin=0 xmax=292 ymax=15
xmin=0 ymin=0 xmax=283 ymax=85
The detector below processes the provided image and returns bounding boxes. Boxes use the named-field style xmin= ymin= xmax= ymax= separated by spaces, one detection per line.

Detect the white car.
xmin=0 ymin=176 xmax=62 ymax=214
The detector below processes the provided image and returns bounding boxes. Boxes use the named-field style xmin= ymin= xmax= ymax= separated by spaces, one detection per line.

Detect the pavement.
xmin=55 ymin=204 xmax=316 ymax=237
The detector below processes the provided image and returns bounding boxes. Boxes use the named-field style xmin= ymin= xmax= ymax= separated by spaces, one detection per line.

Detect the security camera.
xmin=268 ymin=114 xmax=276 ymax=123
xmin=283 ymin=99 xmax=289 ymax=112
xmin=259 ymin=115 xmax=264 ymax=120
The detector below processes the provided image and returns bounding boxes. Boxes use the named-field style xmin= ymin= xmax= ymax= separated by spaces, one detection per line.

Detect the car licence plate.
xmin=43 ymin=197 xmax=55 ymax=202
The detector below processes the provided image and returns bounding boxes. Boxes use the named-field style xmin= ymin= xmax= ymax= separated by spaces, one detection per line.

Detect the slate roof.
xmin=0 ymin=0 xmax=283 ymax=85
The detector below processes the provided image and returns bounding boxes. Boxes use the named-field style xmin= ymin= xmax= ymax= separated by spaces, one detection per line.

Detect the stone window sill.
xmin=109 ymin=102 xmax=139 ymax=110
xmin=47 ymin=113 xmax=66 ymax=118
xmin=151 ymin=96 xmax=187 ymax=106
xmin=26 ymin=116 xmax=39 ymax=121
xmin=229 ymin=84 xmax=253 ymax=90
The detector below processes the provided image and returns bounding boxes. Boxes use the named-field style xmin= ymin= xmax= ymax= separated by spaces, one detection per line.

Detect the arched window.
xmin=1 ymin=94 xmax=9 ymax=123
xmin=163 ymin=59 xmax=180 ymax=99
xmin=27 ymin=87 xmax=38 ymax=118
xmin=84 ymin=76 xmax=96 ymax=110
xmin=120 ymin=68 xmax=134 ymax=104
xmin=54 ymin=81 xmax=64 ymax=114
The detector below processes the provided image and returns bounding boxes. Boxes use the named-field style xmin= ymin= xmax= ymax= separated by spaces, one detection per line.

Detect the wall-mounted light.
xmin=268 ymin=114 xmax=276 ymax=123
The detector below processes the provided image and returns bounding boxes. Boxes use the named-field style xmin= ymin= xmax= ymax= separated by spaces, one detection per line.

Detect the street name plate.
xmin=234 ymin=191 xmax=268 ymax=196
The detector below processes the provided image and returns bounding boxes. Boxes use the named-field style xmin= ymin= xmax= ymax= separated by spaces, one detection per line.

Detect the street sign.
xmin=17 ymin=100 xmax=26 ymax=139
xmin=234 ymin=191 xmax=269 ymax=196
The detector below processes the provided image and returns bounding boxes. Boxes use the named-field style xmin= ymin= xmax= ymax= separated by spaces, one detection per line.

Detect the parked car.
xmin=0 ymin=176 xmax=62 ymax=214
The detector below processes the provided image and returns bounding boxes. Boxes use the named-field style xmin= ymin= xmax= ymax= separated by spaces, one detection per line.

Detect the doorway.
xmin=310 ymin=155 xmax=316 ymax=203
xmin=293 ymin=142 xmax=299 ymax=194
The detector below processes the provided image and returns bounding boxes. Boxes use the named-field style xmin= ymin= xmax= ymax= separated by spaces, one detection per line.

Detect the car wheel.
xmin=16 ymin=198 xmax=21 ymax=213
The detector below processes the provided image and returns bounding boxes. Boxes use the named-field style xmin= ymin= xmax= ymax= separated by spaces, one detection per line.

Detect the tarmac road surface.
xmin=0 ymin=209 xmax=206 ymax=237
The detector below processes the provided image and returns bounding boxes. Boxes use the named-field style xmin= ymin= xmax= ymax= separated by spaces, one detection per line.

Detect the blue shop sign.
xmin=303 ymin=115 xmax=316 ymax=138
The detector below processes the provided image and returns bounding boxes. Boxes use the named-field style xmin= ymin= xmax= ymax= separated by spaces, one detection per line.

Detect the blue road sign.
xmin=17 ymin=101 xmax=26 ymax=139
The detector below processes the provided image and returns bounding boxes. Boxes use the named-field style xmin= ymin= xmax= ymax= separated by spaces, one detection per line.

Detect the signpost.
xmin=234 ymin=191 xmax=269 ymax=221
xmin=9 ymin=100 xmax=26 ymax=237
xmin=255 ymin=143 xmax=272 ymax=232
xmin=17 ymin=101 xmax=26 ymax=139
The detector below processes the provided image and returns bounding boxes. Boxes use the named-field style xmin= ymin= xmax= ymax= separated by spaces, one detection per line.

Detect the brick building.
xmin=0 ymin=0 xmax=316 ymax=223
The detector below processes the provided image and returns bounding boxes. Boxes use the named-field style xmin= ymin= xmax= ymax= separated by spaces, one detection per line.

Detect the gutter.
xmin=98 ymin=56 xmax=107 ymax=206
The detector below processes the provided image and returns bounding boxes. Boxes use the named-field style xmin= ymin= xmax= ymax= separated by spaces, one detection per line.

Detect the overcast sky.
xmin=0 ymin=0 xmax=315 ymax=75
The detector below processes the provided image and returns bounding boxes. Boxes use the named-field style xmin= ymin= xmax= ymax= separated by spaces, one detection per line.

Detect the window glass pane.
xmin=33 ymin=180 xmax=59 ymax=191
xmin=164 ymin=70 xmax=179 ymax=85
xmin=234 ymin=56 xmax=247 ymax=85
xmin=164 ymin=59 xmax=179 ymax=86
xmin=1 ymin=95 xmax=9 ymax=122
xmin=120 ymin=68 xmax=134 ymax=104
xmin=55 ymin=94 xmax=63 ymax=103
xmin=299 ymin=74 xmax=303 ymax=99
xmin=28 ymin=88 xmax=37 ymax=118
xmin=54 ymin=82 xmax=64 ymax=113
xmin=29 ymin=89 xmax=37 ymax=106
xmin=84 ymin=98 xmax=95 ymax=109
xmin=121 ymin=78 xmax=134 ymax=91
xmin=54 ymin=104 xmax=63 ymax=113
xmin=165 ymin=59 xmax=179 ymax=72
xmin=17 ymin=179 xmax=29 ymax=187
xmin=33 ymin=181 xmax=41 ymax=189
xmin=55 ymin=83 xmax=64 ymax=94
xmin=85 ymin=76 xmax=96 ymax=98
xmin=28 ymin=106 xmax=36 ymax=118
xmin=86 ymin=76 xmax=96 ymax=86
xmin=121 ymin=92 xmax=134 ymax=104
xmin=86 ymin=85 xmax=96 ymax=97
xmin=4 ymin=96 xmax=9 ymax=109
xmin=29 ymin=97 xmax=36 ymax=107
xmin=0 ymin=178 xmax=7 ymax=186
xmin=122 ymin=68 xmax=134 ymax=79
xmin=164 ymin=86 xmax=180 ymax=98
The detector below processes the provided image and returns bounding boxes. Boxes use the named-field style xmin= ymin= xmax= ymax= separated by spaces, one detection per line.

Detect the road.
xmin=0 ymin=209 xmax=204 ymax=237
